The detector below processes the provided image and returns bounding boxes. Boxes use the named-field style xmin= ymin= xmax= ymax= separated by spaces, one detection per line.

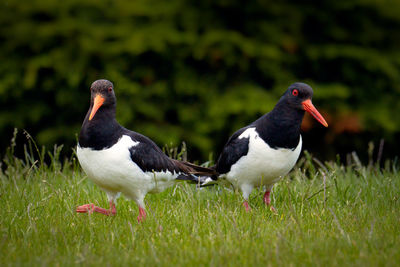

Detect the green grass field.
xmin=1 ymin=140 xmax=399 ymax=266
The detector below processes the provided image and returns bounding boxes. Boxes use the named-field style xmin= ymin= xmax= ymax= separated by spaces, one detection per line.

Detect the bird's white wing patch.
xmin=238 ymin=127 xmax=256 ymax=139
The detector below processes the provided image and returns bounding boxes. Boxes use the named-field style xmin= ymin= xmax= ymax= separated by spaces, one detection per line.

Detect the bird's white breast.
xmin=226 ymin=127 xmax=302 ymax=188
xmin=76 ymin=135 xmax=178 ymax=200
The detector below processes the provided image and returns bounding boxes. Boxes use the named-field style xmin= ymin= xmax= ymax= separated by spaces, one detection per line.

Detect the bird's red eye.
xmin=292 ymin=89 xmax=299 ymax=96
xmin=108 ymin=87 xmax=112 ymax=92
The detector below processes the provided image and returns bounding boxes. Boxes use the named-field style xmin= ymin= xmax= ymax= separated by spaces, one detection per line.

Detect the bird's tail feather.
xmin=174 ymin=161 xmax=218 ymax=187
xmin=176 ymin=174 xmax=218 ymax=188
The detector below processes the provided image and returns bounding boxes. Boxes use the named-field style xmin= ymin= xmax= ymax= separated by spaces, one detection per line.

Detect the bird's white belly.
xmin=76 ymin=135 xmax=177 ymax=200
xmin=226 ymin=128 xmax=302 ymax=188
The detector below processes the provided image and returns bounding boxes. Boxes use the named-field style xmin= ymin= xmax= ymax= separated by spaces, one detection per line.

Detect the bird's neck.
xmin=79 ymin=106 xmax=122 ymax=150
xmin=255 ymin=100 xmax=305 ymax=149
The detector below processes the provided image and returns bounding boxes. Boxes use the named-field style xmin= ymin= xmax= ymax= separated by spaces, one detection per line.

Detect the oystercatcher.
xmin=202 ymin=82 xmax=328 ymax=211
xmin=76 ymin=79 xmax=215 ymax=222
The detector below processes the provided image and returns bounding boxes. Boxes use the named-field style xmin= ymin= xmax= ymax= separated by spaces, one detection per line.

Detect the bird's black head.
xmin=280 ymin=82 xmax=328 ymax=127
xmin=88 ymin=79 xmax=116 ymax=121
xmin=283 ymin=82 xmax=314 ymax=109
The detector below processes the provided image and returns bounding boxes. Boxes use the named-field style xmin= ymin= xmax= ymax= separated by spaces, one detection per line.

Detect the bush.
xmin=1 ymin=0 xmax=400 ymax=161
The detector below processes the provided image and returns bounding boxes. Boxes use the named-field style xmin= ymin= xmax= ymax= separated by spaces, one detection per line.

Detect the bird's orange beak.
xmin=89 ymin=94 xmax=105 ymax=121
xmin=302 ymin=99 xmax=328 ymax=127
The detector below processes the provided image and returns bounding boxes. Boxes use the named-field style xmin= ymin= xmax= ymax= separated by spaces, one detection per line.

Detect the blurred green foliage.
xmin=1 ymin=0 xmax=400 ymax=160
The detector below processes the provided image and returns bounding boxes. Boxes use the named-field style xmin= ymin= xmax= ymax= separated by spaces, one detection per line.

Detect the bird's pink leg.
xmin=76 ymin=200 xmax=116 ymax=215
xmin=243 ymin=201 xmax=251 ymax=212
xmin=263 ymin=190 xmax=276 ymax=212
xmin=137 ymin=206 xmax=147 ymax=223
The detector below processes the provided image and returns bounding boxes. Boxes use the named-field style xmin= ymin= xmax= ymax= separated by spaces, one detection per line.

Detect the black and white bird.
xmin=76 ymin=79 xmax=215 ymax=222
xmin=202 ymin=83 xmax=328 ymax=211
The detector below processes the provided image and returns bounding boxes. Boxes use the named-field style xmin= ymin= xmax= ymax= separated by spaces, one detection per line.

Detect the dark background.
xmin=1 ymin=0 xmax=400 ymax=164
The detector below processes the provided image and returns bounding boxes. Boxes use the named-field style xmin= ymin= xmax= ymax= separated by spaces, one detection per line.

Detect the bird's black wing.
xmin=126 ymin=129 xmax=216 ymax=177
xmin=215 ymin=126 xmax=251 ymax=175
xmin=126 ymin=130 xmax=182 ymax=173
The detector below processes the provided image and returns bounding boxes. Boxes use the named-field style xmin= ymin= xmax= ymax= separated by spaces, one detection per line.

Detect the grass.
xmin=0 ymin=135 xmax=399 ymax=266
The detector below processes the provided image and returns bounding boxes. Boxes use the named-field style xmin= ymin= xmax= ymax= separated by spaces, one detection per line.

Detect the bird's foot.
xmin=76 ymin=203 xmax=95 ymax=213
xmin=76 ymin=202 xmax=116 ymax=216
xmin=269 ymin=205 xmax=277 ymax=213
xmin=243 ymin=201 xmax=251 ymax=212
xmin=137 ymin=207 xmax=147 ymax=223
xmin=263 ymin=190 xmax=272 ymax=206
xmin=263 ymin=190 xmax=277 ymax=213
